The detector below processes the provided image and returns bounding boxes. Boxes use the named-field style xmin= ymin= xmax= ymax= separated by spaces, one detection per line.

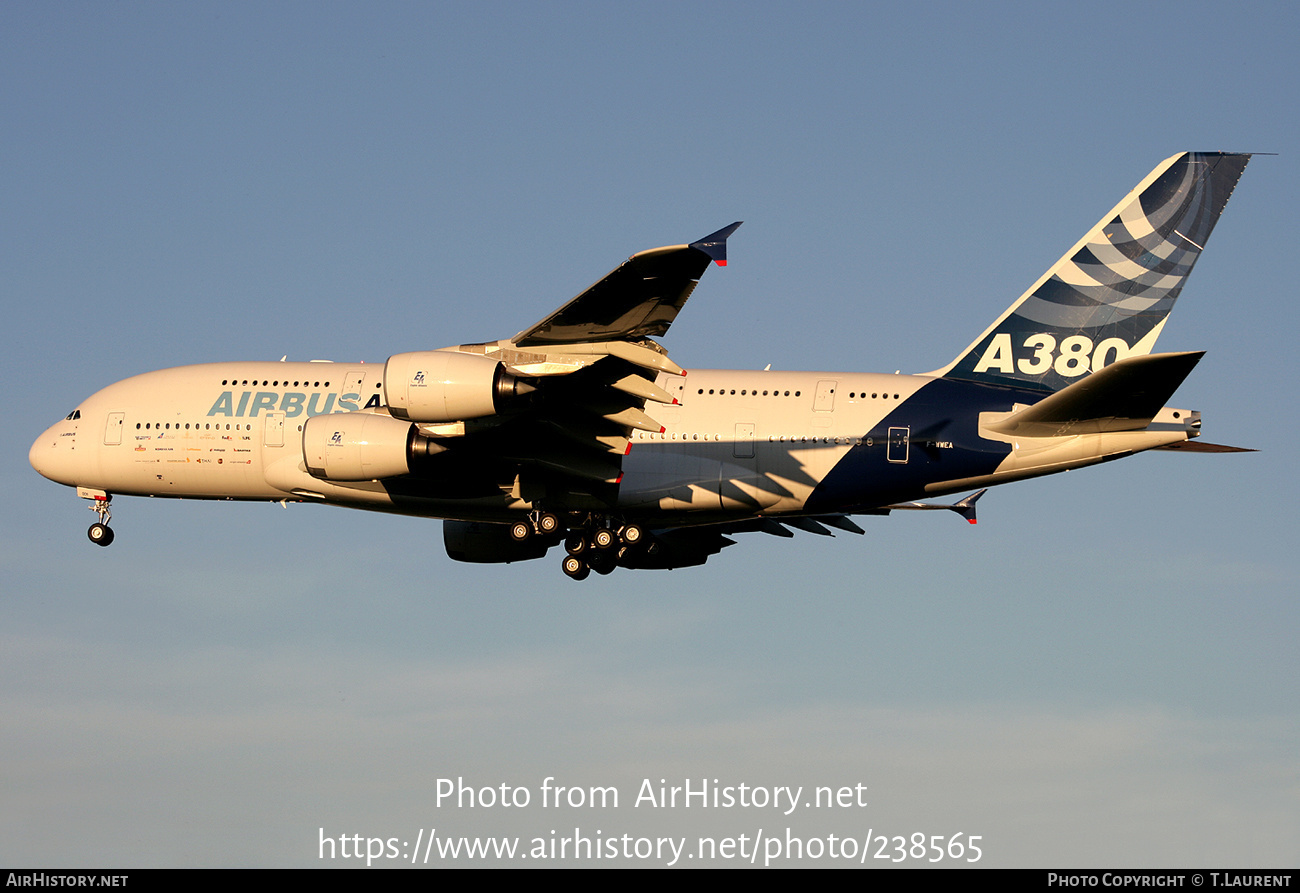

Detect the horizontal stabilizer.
xmin=987 ymin=352 xmax=1204 ymax=437
xmin=886 ymin=489 xmax=985 ymax=524
xmin=1154 ymin=440 xmax=1257 ymax=453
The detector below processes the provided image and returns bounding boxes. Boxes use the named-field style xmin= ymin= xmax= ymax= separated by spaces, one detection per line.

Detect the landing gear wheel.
xmin=587 ymin=549 xmax=616 ymax=575
xmin=562 ymin=555 xmax=590 ymax=581
xmin=537 ymin=512 xmax=559 ymax=534
xmin=509 ymin=521 xmax=532 ymax=542
xmin=592 ymin=527 xmax=616 ymax=550
xmin=86 ymin=495 xmax=114 ymax=546
xmin=565 ymin=531 xmax=587 ymax=556
xmin=620 ymin=523 xmax=645 ymax=547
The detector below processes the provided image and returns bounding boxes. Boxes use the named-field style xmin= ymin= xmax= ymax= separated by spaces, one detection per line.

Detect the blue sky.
xmin=4 ymin=1 xmax=1298 ymax=867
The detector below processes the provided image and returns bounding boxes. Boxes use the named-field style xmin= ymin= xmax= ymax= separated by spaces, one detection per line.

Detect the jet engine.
xmin=443 ymin=520 xmax=552 ymax=564
xmin=618 ymin=528 xmax=733 ymax=570
xmin=385 ymin=351 xmax=532 ymax=423
xmin=302 ymin=413 xmax=446 ymax=482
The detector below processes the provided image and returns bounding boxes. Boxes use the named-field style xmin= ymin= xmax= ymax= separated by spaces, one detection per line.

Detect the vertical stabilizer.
xmin=934 ymin=153 xmax=1249 ymax=392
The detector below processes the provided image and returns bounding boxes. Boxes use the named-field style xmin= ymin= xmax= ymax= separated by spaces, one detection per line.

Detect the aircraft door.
xmin=264 ymin=412 xmax=285 ymax=447
xmin=103 ymin=412 xmax=124 ymax=445
xmin=653 ymin=374 xmax=685 ymax=428
xmin=733 ymin=422 xmax=754 ymax=459
xmin=662 ymin=376 xmax=686 ymax=403
xmin=343 ymin=371 xmax=366 ymax=409
xmin=814 ymin=379 xmax=838 ymax=412
xmin=887 ymin=426 xmax=910 ymax=463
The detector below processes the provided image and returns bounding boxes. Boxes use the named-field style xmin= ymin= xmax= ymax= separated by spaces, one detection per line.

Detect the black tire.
xmin=562 ymin=555 xmax=589 ymax=580
xmin=538 ymin=513 xmax=559 ymax=534
xmin=620 ymin=523 xmax=645 ymax=546
xmin=588 ymin=549 xmax=616 ymax=575
xmin=88 ymin=523 xmax=114 ymax=547
xmin=565 ymin=531 xmax=587 ymax=556
xmin=592 ymin=528 xmax=616 ymax=550
xmin=509 ymin=521 xmax=532 ymax=542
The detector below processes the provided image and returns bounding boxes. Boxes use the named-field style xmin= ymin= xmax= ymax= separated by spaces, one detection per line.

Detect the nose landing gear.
xmin=86 ymin=495 xmax=114 ymax=547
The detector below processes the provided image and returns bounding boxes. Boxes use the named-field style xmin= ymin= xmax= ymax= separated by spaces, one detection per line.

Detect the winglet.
xmin=954 ymin=489 xmax=986 ymax=524
xmin=691 ymin=222 xmax=743 ymax=266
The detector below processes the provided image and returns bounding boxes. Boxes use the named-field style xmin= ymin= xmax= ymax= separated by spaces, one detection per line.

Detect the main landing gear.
xmin=86 ymin=495 xmax=115 ymax=547
xmin=509 ymin=510 xmax=561 ymax=543
xmin=500 ymin=510 xmax=647 ymax=580
xmin=560 ymin=519 xmax=646 ymax=581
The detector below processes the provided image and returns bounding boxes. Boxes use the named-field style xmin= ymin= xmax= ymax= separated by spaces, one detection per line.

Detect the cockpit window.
xmin=64 ymin=410 xmax=81 ymax=421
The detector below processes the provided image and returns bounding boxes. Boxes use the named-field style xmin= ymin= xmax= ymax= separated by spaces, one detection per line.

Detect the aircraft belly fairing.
xmin=30 ymin=153 xmax=1255 ymax=578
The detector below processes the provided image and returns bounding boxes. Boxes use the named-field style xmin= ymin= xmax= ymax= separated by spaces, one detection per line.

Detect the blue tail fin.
xmin=934 ymin=152 xmax=1250 ymax=392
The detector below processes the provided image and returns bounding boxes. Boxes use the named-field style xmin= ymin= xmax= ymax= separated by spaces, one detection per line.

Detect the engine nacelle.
xmin=385 ymin=351 xmax=531 ymax=423
xmin=619 ymin=528 xmax=732 ymax=570
xmin=302 ymin=413 xmax=421 ymax=481
xmin=443 ymin=520 xmax=552 ymax=564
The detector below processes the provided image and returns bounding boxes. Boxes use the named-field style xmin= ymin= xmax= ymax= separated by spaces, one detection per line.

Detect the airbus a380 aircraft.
xmin=31 ymin=152 xmax=1253 ymax=579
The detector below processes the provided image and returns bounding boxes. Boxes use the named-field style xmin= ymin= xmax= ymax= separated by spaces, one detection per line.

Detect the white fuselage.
xmin=29 ymin=362 xmax=920 ymax=514
xmin=30 ymin=360 xmax=1191 ymax=527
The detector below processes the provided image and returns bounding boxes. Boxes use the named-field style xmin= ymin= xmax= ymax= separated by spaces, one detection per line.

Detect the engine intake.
xmin=302 ymin=413 xmax=446 ymax=482
xmin=384 ymin=351 xmax=532 ymax=423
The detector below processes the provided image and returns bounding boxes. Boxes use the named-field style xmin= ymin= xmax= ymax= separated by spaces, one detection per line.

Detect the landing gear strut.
xmin=87 ymin=496 xmax=114 ymax=547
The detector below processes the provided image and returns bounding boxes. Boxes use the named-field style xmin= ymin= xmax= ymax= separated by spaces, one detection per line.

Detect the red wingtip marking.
xmin=659 ymin=426 xmax=666 ymax=434
xmin=968 ymin=519 xmax=977 ymax=524
xmin=715 ymin=259 xmax=727 ymax=266
xmin=615 ymin=472 xmax=624 ymax=484
xmin=672 ymin=398 xmax=679 ymax=405
xmin=624 ymin=443 xmax=631 ymax=455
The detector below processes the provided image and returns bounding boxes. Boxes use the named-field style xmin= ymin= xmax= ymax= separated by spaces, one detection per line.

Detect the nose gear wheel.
xmin=86 ymin=496 xmax=114 ymax=547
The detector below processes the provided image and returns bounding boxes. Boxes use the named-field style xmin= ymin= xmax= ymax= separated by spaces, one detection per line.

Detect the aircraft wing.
xmin=513 ymin=222 xmax=741 ymax=347
xmin=393 ymin=224 xmax=743 ymax=490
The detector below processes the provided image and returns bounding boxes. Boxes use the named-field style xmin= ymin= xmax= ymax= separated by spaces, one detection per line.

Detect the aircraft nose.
xmin=30 ymin=423 xmax=78 ymax=486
